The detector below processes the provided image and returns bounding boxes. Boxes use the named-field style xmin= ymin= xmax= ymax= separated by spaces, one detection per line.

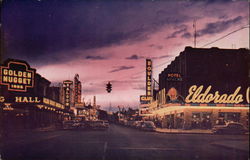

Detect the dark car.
xmin=87 ymin=120 xmax=108 ymax=130
xmin=141 ymin=121 xmax=156 ymax=131
xmin=62 ymin=120 xmax=76 ymax=130
xmin=134 ymin=121 xmax=144 ymax=129
xmin=212 ymin=122 xmax=248 ymax=134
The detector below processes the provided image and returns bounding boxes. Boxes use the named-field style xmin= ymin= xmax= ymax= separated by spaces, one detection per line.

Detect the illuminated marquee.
xmin=43 ymin=97 xmax=65 ymax=109
xmin=140 ymin=95 xmax=152 ymax=104
xmin=185 ymin=85 xmax=250 ymax=104
xmin=0 ymin=59 xmax=35 ymax=92
xmin=63 ymin=80 xmax=73 ymax=108
xmin=146 ymin=59 xmax=152 ymax=97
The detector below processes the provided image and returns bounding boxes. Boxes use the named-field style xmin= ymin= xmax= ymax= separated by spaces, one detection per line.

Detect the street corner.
xmin=155 ymin=128 xmax=213 ymax=134
xmin=210 ymin=141 xmax=249 ymax=153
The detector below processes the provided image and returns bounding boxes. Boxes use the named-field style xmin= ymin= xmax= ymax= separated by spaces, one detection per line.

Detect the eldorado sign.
xmin=185 ymin=85 xmax=250 ymax=104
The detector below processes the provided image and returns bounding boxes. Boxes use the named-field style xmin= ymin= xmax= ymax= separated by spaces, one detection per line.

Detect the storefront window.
xmin=176 ymin=113 xmax=184 ymax=129
xmin=191 ymin=113 xmax=200 ymax=129
xmin=246 ymin=113 xmax=249 ymax=128
xmin=218 ymin=112 xmax=241 ymax=124
xmin=201 ymin=113 xmax=212 ymax=129
xmin=191 ymin=112 xmax=212 ymax=129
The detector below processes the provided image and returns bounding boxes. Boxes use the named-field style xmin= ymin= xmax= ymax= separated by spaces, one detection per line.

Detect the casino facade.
xmin=0 ymin=59 xmax=72 ymax=131
xmin=140 ymin=47 xmax=250 ymax=129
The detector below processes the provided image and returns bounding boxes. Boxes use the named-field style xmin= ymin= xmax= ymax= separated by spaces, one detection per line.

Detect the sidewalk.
xmin=210 ymin=141 xmax=249 ymax=152
xmin=155 ymin=128 xmax=212 ymax=134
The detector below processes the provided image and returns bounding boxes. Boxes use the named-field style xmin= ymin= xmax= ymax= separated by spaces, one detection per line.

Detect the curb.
xmin=211 ymin=143 xmax=249 ymax=153
xmin=155 ymin=131 xmax=212 ymax=135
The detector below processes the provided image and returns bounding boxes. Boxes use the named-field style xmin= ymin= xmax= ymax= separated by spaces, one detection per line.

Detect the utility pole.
xmin=193 ymin=19 xmax=197 ymax=48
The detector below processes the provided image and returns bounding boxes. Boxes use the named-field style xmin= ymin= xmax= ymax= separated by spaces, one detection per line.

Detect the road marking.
xmin=102 ymin=141 xmax=108 ymax=160
xmin=110 ymin=147 xmax=186 ymax=151
xmin=8 ymin=134 xmax=62 ymax=146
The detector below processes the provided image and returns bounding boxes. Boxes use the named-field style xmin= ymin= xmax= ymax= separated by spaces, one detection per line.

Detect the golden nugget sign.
xmin=185 ymin=85 xmax=250 ymax=104
xmin=0 ymin=59 xmax=35 ymax=92
xmin=146 ymin=59 xmax=152 ymax=97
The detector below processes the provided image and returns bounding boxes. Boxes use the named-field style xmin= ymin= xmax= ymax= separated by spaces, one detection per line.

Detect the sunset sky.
xmin=2 ymin=0 xmax=249 ymax=110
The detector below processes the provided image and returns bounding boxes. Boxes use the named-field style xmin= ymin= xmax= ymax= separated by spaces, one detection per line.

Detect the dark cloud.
xmin=2 ymin=0 xmax=194 ymax=65
xmin=166 ymin=25 xmax=188 ymax=39
xmin=181 ymin=32 xmax=192 ymax=39
xmin=110 ymin=80 xmax=144 ymax=83
xmin=205 ymin=0 xmax=233 ymax=5
xmin=149 ymin=55 xmax=171 ymax=59
xmin=157 ymin=55 xmax=171 ymax=59
xmin=125 ymin=54 xmax=144 ymax=60
xmin=148 ymin=44 xmax=163 ymax=50
xmin=85 ymin=55 xmax=108 ymax=60
xmin=109 ymin=66 xmax=135 ymax=73
xmin=197 ymin=16 xmax=243 ymax=37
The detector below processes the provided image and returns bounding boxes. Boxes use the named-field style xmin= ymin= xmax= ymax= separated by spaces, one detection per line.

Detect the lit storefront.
xmin=140 ymin=47 xmax=250 ymax=129
xmin=147 ymin=104 xmax=249 ymax=129
xmin=0 ymin=59 xmax=72 ymax=131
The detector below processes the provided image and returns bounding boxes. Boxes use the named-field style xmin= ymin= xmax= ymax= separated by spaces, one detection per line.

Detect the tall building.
xmin=141 ymin=47 xmax=250 ymax=129
xmin=158 ymin=47 xmax=250 ymax=104
xmin=0 ymin=59 xmax=70 ymax=130
xmin=93 ymin=96 xmax=96 ymax=108
xmin=74 ymin=74 xmax=82 ymax=104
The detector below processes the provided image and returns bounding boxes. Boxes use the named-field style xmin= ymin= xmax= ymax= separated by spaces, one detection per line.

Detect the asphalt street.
xmin=1 ymin=124 xmax=249 ymax=160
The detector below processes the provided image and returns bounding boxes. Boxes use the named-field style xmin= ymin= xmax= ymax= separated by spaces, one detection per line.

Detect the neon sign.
xmin=63 ymin=80 xmax=73 ymax=108
xmin=140 ymin=95 xmax=152 ymax=104
xmin=185 ymin=85 xmax=249 ymax=104
xmin=15 ymin=96 xmax=41 ymax=103
xmin=167 ymin=73 xmax=182 ymax=81
xmin=0 ymin=59 xmax=35 ymax=92
xmin=74 ymin=74 xmax=82 ymax=104
xmin=146 ymin=59 xmax=152 ymax=97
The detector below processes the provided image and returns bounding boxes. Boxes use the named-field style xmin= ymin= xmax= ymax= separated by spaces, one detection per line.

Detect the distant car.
xmin=212 ymin=122 xmax=248 ymax=134
xmin=78 ymin=121 xmax=88 ymax=130
xmin=134 ymin=121 xmax=144 ymax=129
xmin=127 ymin=121 xmax=135 ymax=127
xmin=62 ymin=120 xmax=75 ymax=130
xmin=103 ymin=120 xmax=110 ymax=128
xmin=141 ymin=121 xmax=156 ymax=131
xmin=88 ymin=121 xmax=108 ymax=130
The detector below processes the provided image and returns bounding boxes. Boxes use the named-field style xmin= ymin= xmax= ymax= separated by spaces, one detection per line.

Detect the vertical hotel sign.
xmin=63 ymin=80 xmax=73 ymax=108
xmin=0 ymin=59 xmax=35 ymax=92
xmin=74 ymin=74 xmax=82 ymax=104
xmin=146 ymin=59 xmax=152 ymax=98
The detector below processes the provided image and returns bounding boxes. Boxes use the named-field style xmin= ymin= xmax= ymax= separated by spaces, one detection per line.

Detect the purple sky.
xmin=2 ymin=0 xmax=249 ymax=110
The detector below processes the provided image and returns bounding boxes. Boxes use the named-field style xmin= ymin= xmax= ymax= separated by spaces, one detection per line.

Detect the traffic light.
xmin=106 ymin=82 xmax=112 ymax=93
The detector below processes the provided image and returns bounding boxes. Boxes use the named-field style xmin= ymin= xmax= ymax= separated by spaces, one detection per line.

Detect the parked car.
xmin=141 ymin=121 xmax=156 ymax=131
xmin=212 ymin=122 xmax=248 ymax=134
xmin=78 ymin=121 xmax=88 ymax=130
xmin=134 ymin=121 xmax=144 ymax=129
xmin=127 ymin=121 xmax=135 ymax=127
